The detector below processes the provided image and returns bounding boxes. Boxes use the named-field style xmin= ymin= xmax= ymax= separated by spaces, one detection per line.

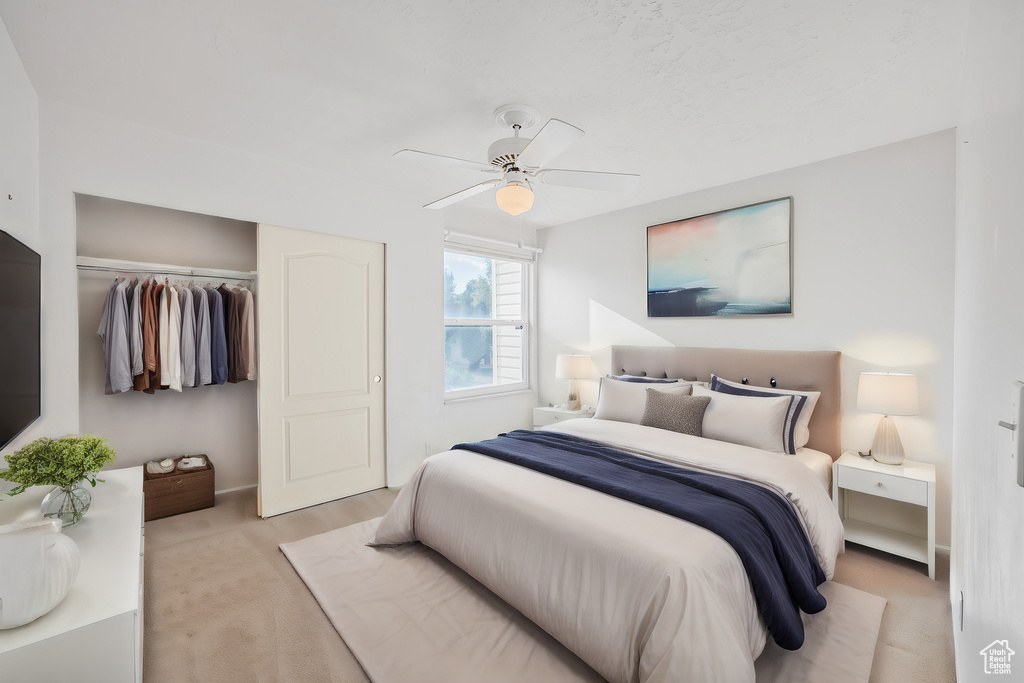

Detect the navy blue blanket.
xmin=453 ymin=430 xmax=826 ymax=650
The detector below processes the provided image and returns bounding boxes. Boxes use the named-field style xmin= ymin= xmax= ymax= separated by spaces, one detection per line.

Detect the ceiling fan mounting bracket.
xmin=493 ymin=104 xmax=539 ymax=132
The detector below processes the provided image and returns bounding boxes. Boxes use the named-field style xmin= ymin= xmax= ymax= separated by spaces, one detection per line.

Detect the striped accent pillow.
xmin=709 ymin=375 xmax=805 ymax=455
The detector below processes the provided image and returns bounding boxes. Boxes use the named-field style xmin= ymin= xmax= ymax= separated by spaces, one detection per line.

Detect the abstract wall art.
xmin=647 ymin=197 xmax=793 ymax=317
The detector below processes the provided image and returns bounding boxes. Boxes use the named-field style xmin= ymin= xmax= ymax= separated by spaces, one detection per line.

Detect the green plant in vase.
xmin=1 ymin=434 xmax=117 ymax=527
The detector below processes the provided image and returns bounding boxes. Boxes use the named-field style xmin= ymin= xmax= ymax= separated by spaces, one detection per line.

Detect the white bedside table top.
xmin=536 ymin=406 xmax=595 ymax=415
xmin=837 ymin=451 xmax=935 ymax=484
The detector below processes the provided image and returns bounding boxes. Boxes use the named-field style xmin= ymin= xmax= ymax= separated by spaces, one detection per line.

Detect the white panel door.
xmin=257 ymin=223 xmax=385 ymax=517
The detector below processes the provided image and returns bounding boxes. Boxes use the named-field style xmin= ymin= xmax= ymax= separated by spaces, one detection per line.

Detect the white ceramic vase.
xmin=0 ymin=519 xmax=81 ymax=629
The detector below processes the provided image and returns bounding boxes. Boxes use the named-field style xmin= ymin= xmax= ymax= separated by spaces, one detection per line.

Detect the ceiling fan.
xmin=394 ymin=105 xmax=640 ymax=216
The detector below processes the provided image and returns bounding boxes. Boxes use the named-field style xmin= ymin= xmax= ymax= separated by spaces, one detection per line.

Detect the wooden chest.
xmin=142 ymin=455 xmax=215 ymax=521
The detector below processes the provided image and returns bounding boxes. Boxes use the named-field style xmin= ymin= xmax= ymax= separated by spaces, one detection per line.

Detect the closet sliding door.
xmin=257 ymin=224 xmax=385 ymax=518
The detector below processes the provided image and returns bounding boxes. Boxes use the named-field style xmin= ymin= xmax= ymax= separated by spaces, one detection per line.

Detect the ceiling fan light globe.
xmin=496 ymin=183 xmax=534 ymax=216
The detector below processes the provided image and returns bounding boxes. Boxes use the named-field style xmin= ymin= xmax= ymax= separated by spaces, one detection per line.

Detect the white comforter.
xmin=372 ymin=419 xmax=845 ymax=683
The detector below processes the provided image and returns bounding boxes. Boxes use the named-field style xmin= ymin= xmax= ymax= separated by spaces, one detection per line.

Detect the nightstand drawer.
xmin=838 ymin=466 xmax=928 ymax=506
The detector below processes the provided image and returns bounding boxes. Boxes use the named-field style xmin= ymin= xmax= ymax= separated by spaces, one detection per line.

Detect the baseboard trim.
xmin=936 ymin=544 xmax=951 ymax=555
xmin=215 ymin=483 xmax=257 ymax=496
xmin=213 ymin=483 xmax=396 ymax=497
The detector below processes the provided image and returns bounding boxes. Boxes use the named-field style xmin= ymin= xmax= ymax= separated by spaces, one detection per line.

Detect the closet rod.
xmin=76 ymin=256 xmax=256 ymax=281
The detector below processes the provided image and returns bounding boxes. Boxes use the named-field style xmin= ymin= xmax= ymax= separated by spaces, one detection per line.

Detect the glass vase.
xmin=40 ymin=482 xmax=92 ymax=528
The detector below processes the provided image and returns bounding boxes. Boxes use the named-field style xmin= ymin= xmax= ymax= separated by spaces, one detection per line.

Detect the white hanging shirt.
xmin=158 ymin=284 xmax=170 ymax=387
xmin=166 ymin=285 xmax=183 ymax=392
xmin=242 ymin=287 xmax=257 ymax=381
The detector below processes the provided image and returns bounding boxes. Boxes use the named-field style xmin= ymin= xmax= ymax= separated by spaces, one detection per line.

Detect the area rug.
xmin=281 ymin=518 xmax=886 ymax=683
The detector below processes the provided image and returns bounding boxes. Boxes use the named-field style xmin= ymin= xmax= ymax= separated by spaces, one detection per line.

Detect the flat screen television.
xmin=0 ymin=229 xmax=41 ymax=450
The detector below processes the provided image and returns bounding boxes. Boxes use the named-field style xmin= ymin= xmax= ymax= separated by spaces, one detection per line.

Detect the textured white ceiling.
xmin=0 ymin=0 xmax=969 ymax=226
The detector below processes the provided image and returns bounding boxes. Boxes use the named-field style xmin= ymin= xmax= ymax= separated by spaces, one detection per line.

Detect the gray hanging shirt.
xmin=192 ymin=285 xmax=212 ymax=386
xmin=97 ymin=278 xmax=133 ymax=395
xmin=178 ymin=285 xmax=196 ymax=388
xmin=129 ymin=279 xmax=144 ymax=377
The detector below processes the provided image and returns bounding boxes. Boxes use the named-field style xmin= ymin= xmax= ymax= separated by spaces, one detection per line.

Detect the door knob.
xmin=373 ymin=375 xmax=381 ymax=383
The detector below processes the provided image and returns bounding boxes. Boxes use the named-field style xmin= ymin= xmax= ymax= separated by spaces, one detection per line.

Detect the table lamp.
xmin=555 ymin=354 xmax=591 ymax=411
xmin=857 ymin=372 xmax=919 ymax=465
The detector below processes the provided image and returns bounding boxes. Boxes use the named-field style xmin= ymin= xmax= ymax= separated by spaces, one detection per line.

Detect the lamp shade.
xmin=555 ymin=354 xmax=591 ymax=380
xmin=495 ymin=182 xmax=534 ymax=216
xmin=857 ymin=372 xmax=919 ymax=416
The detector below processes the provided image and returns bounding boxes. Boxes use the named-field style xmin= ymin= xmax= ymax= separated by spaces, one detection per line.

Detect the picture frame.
xmin=647 ymin=197 xmax=793 ymax=317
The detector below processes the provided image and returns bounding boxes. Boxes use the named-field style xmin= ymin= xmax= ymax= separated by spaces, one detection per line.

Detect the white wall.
xmin=952 ymin=1 xmax=1024 ymax=678
xmin=538 ymin=131 xmax=956 ymax=547
xmin=0 ymin=16 xmax=37 ymax=252
xmin=0 ymin=17 xmax=39 ymax=465
xmin=33 ymin=99 xmax=534 ymax=489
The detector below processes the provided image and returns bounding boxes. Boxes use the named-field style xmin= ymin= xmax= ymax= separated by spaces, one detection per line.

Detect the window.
xmin=444 ymin=248 xmax=530 ymax=398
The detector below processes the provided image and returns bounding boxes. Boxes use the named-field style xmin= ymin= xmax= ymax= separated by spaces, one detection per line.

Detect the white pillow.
xmin=594 ymin=377 xmax=693 ymax=424
xmin=692 ymin=385 xmax=792 ymax=453
xmin=711 ymin=375 xmax=820 ymax=449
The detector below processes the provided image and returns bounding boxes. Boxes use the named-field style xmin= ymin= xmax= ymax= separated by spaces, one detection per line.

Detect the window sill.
xmin=443 ymin=387 xmax=534 ymax=405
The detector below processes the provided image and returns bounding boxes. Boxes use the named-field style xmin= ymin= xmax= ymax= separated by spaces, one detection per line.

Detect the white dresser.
xmin=0 ymin=467 xmax=145 ymax=682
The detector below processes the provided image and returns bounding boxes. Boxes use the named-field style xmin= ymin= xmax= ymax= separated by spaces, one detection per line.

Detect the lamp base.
xmin=870 ymin=415 xmax=906 ymax=465
xmin=566 ymin=379 xmax=581 ymax=412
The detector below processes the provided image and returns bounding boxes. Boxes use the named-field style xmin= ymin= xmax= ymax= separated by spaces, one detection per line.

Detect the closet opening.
xmin=76 ymin=194 xmax=259 ymax=493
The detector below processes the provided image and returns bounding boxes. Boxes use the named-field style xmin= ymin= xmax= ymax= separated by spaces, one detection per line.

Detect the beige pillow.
xmin=594 ymin=377 xmax=693 ymax=424
xmin=692 ymin=385 xmax=792 ymax=452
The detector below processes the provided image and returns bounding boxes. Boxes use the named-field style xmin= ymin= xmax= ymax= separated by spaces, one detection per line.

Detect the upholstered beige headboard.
xmin=609 ymin=345 xmax=842 ymax=460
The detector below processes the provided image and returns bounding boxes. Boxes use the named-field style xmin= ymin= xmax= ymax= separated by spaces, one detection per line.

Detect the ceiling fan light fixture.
xmin=495 ymin=181 xmax=534 ymax=216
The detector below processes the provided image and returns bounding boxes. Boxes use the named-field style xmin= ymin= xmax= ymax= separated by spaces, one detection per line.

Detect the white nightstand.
xmin=833 ymin=451 xmax=935 ymax=579
xmin=533 ymin=406 xmax=595 ymax=429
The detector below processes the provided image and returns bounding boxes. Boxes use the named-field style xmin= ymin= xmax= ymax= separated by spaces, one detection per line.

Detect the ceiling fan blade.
xmin=515 ymin=119 xmax=584 ymax=169
xmin=424 ymin=179 xmax=503 ymax=209
xmin=394 ymin=149 xmax=497 ymax=173
xmin=535 ymin=169 xmax=640 ymax=193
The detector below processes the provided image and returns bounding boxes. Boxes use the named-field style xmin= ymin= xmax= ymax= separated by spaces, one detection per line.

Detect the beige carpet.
xmin=144 ymin=488 xmax=955 ymax=682
xmin=281 ymin=517 xmax=885 ymax=683
xmin=143 ymin=488 xmax=398 ymax=682
xmin=832 ymin=541 xmax=957 ymax=682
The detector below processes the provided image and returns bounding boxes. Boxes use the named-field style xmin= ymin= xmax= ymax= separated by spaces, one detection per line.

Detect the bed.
xmin=370 ymin=346 xmax=846 ymax=683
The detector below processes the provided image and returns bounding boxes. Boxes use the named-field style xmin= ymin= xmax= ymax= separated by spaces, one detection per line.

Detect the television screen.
xmin=0 ymin=229 xmax=41 ymax=450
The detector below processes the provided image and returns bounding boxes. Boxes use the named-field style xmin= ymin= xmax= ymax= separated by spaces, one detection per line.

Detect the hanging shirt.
xmin=158 ymin=283 xmax=170 ymax=388
xmin=129 ymin=278 xmax=144 ymax=377
xmin=192 ymin=284 xmax=211 ymax=386
xmin=166 ymin=285 xmax=183 ymax=392
xmin=146 ymin=281 xmax=163 ymax=393
xmin=97 ymin=278 xmax=133 ymax=395
xmin=218 ymin=284 xmax=241 ymax=383
xmin=229 ymin=286 xmax=248 ymax=383
xmin=179 ymin=285 xmax=196 ymax=388
xmin=206 ymin=287 xmax=228 ymax=385
xmin=96 ymin=279 xmax=116 ymax=391
xmin=133 ymin=280 xmax=151 ymax=392
xmin=241 ymin=287 xmax=256 ymax=381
